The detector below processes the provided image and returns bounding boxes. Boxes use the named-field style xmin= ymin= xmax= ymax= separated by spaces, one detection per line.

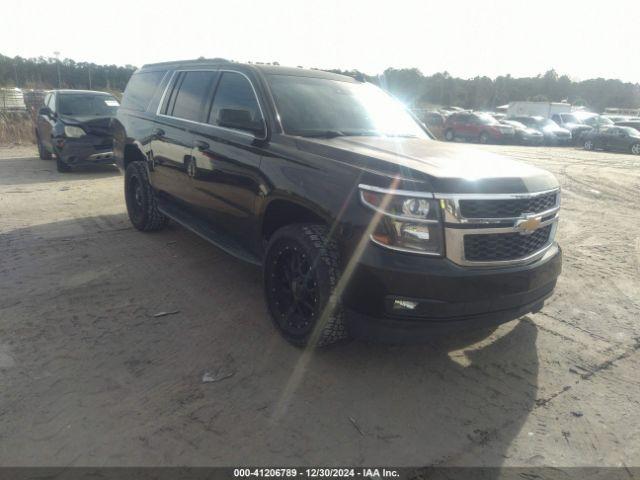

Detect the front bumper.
xmin=55 ymin=136 xmax=115 ymax=165
xmin=343 ymin=243 xmax=562 ymax=342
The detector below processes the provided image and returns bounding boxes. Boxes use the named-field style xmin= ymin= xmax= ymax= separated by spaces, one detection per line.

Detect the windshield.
xmin=58 ymin=94 xmax=119 ymax=116
xmin=267 ymin=75 xmax=427 ymax=138
xmin=561 ymin=114 xmax=579 ymax=123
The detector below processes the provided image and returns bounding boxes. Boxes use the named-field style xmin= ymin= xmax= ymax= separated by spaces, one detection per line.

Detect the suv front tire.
xmin=264 ymin=224 xmax=349 ymax=347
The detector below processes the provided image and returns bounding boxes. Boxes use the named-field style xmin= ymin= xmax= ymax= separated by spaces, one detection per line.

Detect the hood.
xmin=59 ymin=114 xmax=114 ymax=126
xmin=59 ymin=115 xmax=113 ymax=136
xmin=524 ymin=128 xmax=543 ymax=136
xmin=297 ymin=136 xmax=558 ymax=194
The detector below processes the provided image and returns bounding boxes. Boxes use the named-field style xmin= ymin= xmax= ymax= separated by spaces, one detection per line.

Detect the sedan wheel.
xmin=584 ymin=139 xmax=593 ymax=151
xmin=632 ymin=143 xmax=640 ymax=155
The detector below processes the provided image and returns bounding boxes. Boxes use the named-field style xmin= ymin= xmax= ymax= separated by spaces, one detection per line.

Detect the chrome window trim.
xmin=154 ymin=68 xmax=268 ymax=140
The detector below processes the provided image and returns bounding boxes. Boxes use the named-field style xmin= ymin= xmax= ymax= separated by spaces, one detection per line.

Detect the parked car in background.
xmin=583 ymin=126 xmax=640 ymax=155
xmin=418 ymin=111 xmax=445 ymax=139
xmin=443 ymin=112 xmax=515 ymax=144
xmin=500 ymin=119 xmax=544 ymax=145
xmin=615 ymin=120 xmax=640 ymax=132
xmin=35 ymin=90 xmax=119 ymax=172
xmin=510 ymin=116 xmax=572 ymax=145
xmin=604 ymin=115 xmax=638 ymax=123
xmin=550 ymin=113 xmax=593 ymax=145
xmin=572 ymin=112 xmax=614 ymax=130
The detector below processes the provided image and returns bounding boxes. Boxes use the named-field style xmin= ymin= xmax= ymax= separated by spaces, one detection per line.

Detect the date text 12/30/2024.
xmin=233 ymin=468 xmax=400 ymax=478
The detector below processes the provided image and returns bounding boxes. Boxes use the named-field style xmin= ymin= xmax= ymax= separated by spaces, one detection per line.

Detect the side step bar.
xmin=158 ymin=200 xmax=262 ymax=266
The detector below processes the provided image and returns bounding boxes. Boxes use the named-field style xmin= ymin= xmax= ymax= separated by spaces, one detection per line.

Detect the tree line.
xmin=2 ymin=53 xmax=639 ymax=113
xmin=327 ymin=68 xmax=640 ymax=113
xmin=0 ymin=54 xmax=135 ymax=93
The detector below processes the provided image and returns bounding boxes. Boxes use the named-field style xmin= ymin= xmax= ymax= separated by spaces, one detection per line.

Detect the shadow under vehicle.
xmin=35 ymin=90 xmax=119 ymax=173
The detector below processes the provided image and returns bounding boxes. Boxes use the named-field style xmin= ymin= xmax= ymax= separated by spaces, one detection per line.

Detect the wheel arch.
xmin=260 ymin=198 xmax=328 ymax=242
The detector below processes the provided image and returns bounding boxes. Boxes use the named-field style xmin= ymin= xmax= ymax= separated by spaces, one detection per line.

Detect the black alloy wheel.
xmin=264 ymin=224 xmax=348 ymax=347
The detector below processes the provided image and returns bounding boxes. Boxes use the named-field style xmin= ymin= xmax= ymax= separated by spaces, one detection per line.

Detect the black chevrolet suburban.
xmin=112 ymin=59 xmax=562 ymax=346
xmin=36 ymin=89 xmax=118 ymax=172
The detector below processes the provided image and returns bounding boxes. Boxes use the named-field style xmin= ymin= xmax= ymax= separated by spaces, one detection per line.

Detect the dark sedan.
xmin=583 ymin=126 xmax=640 ymax=155
xmin=500 ymin=119 xmax=544 ymax=145
xmin=510 ymin=116 xmax=572 ymax=145
xmin=36 ymin=90 xmax=118 ymax=172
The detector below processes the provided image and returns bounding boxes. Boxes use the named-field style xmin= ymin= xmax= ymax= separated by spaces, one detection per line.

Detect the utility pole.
xmin=13 ymin=62 xmax=18 ymax=87
xmin=88 ymin=65 xmax=92 ymax=89
xmin=54 ymin=51 xmax=61 ymax=87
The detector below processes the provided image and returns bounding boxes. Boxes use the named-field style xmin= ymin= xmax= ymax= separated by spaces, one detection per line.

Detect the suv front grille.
xmin=463 ymin=225 xmax=552 ymax=262
xmin=459 ymin=192 xmax=557 ymax=218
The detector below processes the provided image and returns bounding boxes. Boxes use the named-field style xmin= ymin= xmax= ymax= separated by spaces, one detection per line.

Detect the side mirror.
xmin=217 ymin=108 xmax=264 ymax=136
xmin=39 ymin=106 xmax=52 ymax=117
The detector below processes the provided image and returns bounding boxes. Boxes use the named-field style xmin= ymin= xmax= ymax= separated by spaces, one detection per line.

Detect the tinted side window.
xmin=170 ymin=71 xmax=217 ymax=122
xmin=121 ymin=70 xmax=166 ymax=112
xmin=208 ymin=72 xmax=263 ymax=131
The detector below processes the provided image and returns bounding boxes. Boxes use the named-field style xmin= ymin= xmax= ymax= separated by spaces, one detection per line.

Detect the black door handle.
xmin=194 ymin=140 xmax=209 ymax=151
xmin=153 ymin=128 xmax=165 ymax=137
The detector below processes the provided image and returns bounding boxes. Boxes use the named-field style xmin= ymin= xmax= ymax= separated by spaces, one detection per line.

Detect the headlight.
xmin=359 ymin=185 xmax=443 ymax=255
xmin=64 ymin=126 xmax=86 ymax=138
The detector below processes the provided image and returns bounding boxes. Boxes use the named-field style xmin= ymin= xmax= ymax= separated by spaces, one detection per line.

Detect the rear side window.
xmin=121 ymin=70 xmax=166 ymax=112
xmin=208 ymin=72 xmax=263 ymax=129
xmin=170 ymin=71 xmax=217 ymax=122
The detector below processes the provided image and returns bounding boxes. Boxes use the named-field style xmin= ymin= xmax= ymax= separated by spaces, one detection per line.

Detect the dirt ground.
xmin=0 ymin=144 xmax=639 ymax=468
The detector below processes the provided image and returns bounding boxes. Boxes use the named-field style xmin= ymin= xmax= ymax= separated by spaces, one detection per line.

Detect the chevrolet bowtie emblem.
xmin=515 ymin=215 xmax=542 ymax=235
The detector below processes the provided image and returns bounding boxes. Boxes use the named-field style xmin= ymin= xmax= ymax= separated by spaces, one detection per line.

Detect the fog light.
xmin=393 ymin=299 xmax=418 ymax=310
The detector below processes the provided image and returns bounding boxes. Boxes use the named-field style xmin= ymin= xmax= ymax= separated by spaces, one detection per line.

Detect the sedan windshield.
xmin=267 ymin=75 xmax=428 ymax=138
xmin=58 ymin=94 xmax=119 ymax=116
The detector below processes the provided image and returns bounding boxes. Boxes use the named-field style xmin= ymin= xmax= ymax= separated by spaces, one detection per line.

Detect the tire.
xmin=479 ymin=132 xmax=490 ymax=144
xmin=631 ymin=143 xmax=640 ymax=155
xmin=124 ymin=161 xmax=168 ymax=231
xmin=37 ymin=133 xmax=52 ymax=160
xmin=444 ymin=129 xmax=455 ymax=141
xmin=56 ymin=157 xmax=71 ymax=172
xmin=264 ymin=224 xmax=349 ymax=347
xmin=583 ymin=139 xmax=594 ymax=151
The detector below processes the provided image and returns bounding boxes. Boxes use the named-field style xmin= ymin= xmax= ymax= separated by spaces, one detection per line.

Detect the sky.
xmin=3 ymin=0 xmax=640 ymax=82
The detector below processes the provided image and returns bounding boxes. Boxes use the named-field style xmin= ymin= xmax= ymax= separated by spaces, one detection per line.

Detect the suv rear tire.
xmin=264 ymin=224 xmax=349 ymax=347
xmin=631 ymin=143 xmax=640 ymax=155
xmin=124 ymin=161 xmax=168 ymax=231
